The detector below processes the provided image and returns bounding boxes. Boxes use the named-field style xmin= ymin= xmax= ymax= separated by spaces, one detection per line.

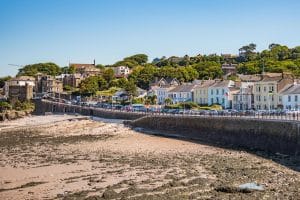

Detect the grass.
xmin=96 ymin=87 xmax=121 ymax=96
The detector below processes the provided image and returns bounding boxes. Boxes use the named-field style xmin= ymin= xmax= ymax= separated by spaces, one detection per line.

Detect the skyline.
xmin=1 ymin=0 xmax=300 ymax=76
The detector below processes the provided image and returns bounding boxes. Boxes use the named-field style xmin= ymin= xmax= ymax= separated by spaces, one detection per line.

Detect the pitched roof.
xmin=169 ymin=84 xmax=196 ymax=93
xmin=210 ymin=80 xmax=233 ymax=88
xmin=238 ymin=74 xmax=261 ymax=82
xmin=150 ymin=77 xmax=179 ymax=87
xmin=280 ymin=84 xmax=300 ymax=95
xmin=221 ymin=63 xmax=237 ymax=69
xmin=12 ymin=76 xmax=35 ymax=81
xmin=194 ymin=80 xmax=215 ymax=89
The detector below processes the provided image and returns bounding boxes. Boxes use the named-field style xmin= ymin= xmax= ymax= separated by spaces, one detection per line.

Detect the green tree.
xmin=238 ymin=43 xmax=257 ymax=61
xmin=79 ymin=76 xmax=99 ymax=95
xmin=124 ymin=54 xmax=148 ymax=65
xmin=0 ymin=101 xmax=12 ymax=112
xmin=0 ymin=76 xmax=11 ymax=88
xmin=124 ymin=80 xmax=137 ymax=97
xmin=117 ymin=78 xmax=128 ymax=88
xmin=164 ymin=98 xmax=172 ymax=105
xmin=138 ymin=65 xmax=158 ymax=89
xmin=18 ymin=62 xmax=61 ymax=76
xmin=68 ymin=65 xmax=76 ymax=74
xmin=193 ymin=62 xmax=223 ymax=79
xmin=97 ymin=76 xmax=108 ymax=90
xmin=103 ymin=68 xmax=115 ymax=83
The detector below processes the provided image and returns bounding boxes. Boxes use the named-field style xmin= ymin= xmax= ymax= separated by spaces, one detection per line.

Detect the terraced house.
xmin=208 ymin=80 xmax=237 ymax=109
xmin=280 ymin=84 xmax=300 ymax=110
xmin=149 ymin=78 xmax=179 ymax=104
xmin=168 ymin=84 xmax=197 ymax=104
xmin=253 ymin=73 xmax=294 ymax=110
xmin=193 ymin=80 xmax=215 ymax=105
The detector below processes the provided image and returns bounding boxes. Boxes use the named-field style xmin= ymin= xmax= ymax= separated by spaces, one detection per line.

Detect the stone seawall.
xmin=128 ymin=115 xmax=300 ymax=156
xmin=34 ymin=100 xmax=146 ymax=120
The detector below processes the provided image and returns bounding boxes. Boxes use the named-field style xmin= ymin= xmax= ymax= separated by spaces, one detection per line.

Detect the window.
xmin=211 ymin=98 xmax=213 ymax=103
xmin=222 ymin=98 xmax=225 ymax=104
xmin=211 ymin=90 xmax=213 ymax=95
xmin=216 ymin=89 xmax=219 ymax=95
xmin=295 ymin=95 xmax=298 ymax=102
xmin=264 ymin=96 xmax=267 ymax=101
xmin=288 ymin=95 xmax=291 ymax=102
xmin=264 ymin=87 xmax=266 ymax=92
xmin=222 ymin=89 xmax=225 ymax=95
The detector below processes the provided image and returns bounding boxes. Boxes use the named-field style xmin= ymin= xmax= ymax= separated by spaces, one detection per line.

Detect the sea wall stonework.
xmin=128 ymin=115 xmax=300 ymax=155
xmin=34 ymin=99 xmax=300 ymax=155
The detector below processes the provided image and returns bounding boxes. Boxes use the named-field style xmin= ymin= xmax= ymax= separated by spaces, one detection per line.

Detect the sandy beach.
xmin=0 ymin=114 xmax=300 ymax=199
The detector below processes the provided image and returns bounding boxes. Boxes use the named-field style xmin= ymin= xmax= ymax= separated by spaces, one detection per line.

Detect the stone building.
xmin=69 ymin=60 xmax=101 ymax=76
xmin=5 ymin=76 xmax=35 ymax=102
xmin=36 ymin=75 xmax=63 ymax=94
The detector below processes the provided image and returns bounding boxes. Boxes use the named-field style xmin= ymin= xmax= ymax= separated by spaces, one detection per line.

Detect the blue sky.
xmin=0 ymin=0 xmax=300 ymax=76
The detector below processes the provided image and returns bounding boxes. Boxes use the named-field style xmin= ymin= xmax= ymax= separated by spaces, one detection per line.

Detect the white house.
xmin=208 ymin=80 xmax=236 ymax=109
xmin=232 ymin=82 xmax=255 ymax=110
xmin=113 ymin=66 xmax=131 ymax=78
xmin=168 ymin=84 xmax=196 ymax=104
xmin=280 ymin=84 xmax=300 ymax=110
xmin=149 ymin=78 xmax=180 ymax=104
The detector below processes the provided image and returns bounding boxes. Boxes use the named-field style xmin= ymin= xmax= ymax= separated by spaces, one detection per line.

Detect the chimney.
xmin=93 ymin=59 xmax=96 ymax=66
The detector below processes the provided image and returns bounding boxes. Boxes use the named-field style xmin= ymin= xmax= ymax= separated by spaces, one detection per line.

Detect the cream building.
xmin=253 ymin=73 xmax=294 ymax=110
xmin=193 ymin=80 xmax=215 ymax=105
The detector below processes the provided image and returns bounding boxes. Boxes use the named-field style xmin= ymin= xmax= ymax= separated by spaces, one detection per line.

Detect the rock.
xmin=102 ymin=188 xmax=118 ymax=199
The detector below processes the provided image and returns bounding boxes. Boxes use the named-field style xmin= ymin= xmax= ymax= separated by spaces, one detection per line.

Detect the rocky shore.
xmin=0 ymin=115 xmax=300 ymax=199
xmin=0 ymin=110 xmax=33 ymax=122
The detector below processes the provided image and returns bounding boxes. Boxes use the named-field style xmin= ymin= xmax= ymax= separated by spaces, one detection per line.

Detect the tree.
xmin=103 ymin=68 xmax=115 ymax=83
xmin=136 ymin=64 xmax=157 ymax=89
xmin=68 ymin=65 xmax=76 ymax=74
xmin=117 ymin=78 xmax=128 ymax=88
xmin=237 ymin=61 xmax=260 ymax=74
xmin=0 ymin=101 xmax=12 ymax=112
xmin=164 ymin=98 xmax=172 ymax=105
xmin=124 ymin=80 xmax=137 ymax=97
xmin=124 ymin=54 xmax=148 ymax=65
xmin=95 ymin=64 xmax=105 ymax=70
xmin=193 ymin=62 xmax=222 ymax=79
xmin=97 ymin=76 xmax=108 ymax=90
xmin=79 ymin=76 xmax=99 ymax=95
xmin=0 ymin=76 xmax=11 ymax=88
xmin=18 ymin=62 xmax=61 ymax=76
xmin=238 ymin=43 xmax=257 ymax=61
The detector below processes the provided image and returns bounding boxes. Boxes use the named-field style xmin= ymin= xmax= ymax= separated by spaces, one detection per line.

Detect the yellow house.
xmin=193 ymin=80 xmax=215 ymax=105
xmin=253 ymin=73 xmax=294 ymax=110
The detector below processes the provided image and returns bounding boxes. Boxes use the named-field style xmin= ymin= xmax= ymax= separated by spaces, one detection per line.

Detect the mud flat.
xmin=0 ymin=115 xmax=300 ymax=199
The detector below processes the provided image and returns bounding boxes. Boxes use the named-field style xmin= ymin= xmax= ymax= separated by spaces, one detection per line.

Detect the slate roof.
xmin=169 ymin=84 xmax=196 ymax=93
xmin=210 ymin=80 xmax=233 ymax=88
xmin=238 ymin=74 xmax=261 ymax=82
xmin=280 ymin=84 xmax=300 ymax=95
xmin=194 ymin=80 xmax=215 ymax=89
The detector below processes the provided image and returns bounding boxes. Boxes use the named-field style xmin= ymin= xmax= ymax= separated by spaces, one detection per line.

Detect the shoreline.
xmin=0 ymin=114 xmax=300 ymax=199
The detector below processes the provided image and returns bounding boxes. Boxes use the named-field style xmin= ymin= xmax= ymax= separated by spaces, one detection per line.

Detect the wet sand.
xmin=0 ymin=115 xmax=300 ymax=199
